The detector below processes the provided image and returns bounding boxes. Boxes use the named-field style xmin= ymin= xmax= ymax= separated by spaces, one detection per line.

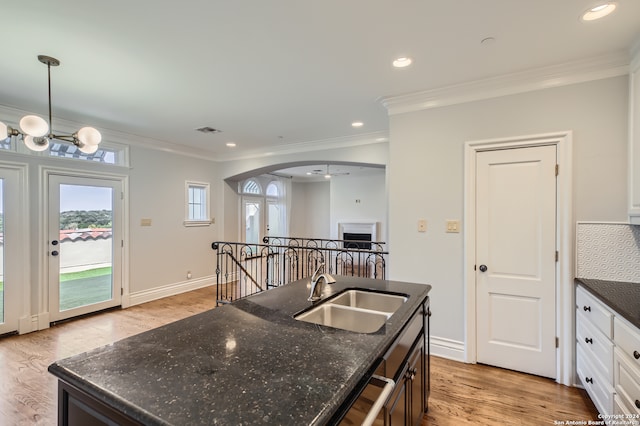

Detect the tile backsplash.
xmin=576 ymin=222 xmax=640 ymax=282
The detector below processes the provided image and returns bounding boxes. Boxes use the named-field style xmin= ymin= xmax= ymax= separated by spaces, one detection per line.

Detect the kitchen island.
xmin=48 ymin=276 xmax=431 ymax=425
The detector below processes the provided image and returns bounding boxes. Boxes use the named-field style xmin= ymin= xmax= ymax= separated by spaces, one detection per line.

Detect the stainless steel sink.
xmin=329 ymin=290 xmax=407 ymax=314
xmin=294 ymin=289 xmax=408 ymax=333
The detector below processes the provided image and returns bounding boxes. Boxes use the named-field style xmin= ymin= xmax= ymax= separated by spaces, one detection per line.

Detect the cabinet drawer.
xmin=615 ymin=317 xmax=640 ymax=370
xmin=577 ymin=286 xmax=613 ymax=339
xmin=577 ymin=345 xmax=614 ymax=416
xmin=614 ymin=348 xmax=640 ymax=415
xmin=577 ymin=311 xmax=614 ymax=382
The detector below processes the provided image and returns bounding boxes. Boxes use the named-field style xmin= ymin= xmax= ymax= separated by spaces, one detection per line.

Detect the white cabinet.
xmin=614 ymin=317 xmax=640 ymax=414
xmin=576 ymin=286 xmax=615 ymax=415
xmin=576 ymin=285 xmax=640 ymax=418
xmin=629 ymin=51 xmax=640 ymax=223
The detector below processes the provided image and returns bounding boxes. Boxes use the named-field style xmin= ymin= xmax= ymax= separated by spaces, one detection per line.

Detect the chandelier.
xmin=0 ymin=55 xmax=101 ymax=153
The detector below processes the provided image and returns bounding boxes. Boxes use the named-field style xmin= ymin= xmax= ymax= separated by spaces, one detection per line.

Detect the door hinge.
xmin=121 ymin=240 xmax=124 ymax=248
xmin=556 ymin=337 xmax=559 ymax=348
xmin=121 ymin=191 xmax=124 ymax=200
xmin=555 ymin=164 xmax=559 ymax=176
xmin=121 ymin=288 xmax=124 ymax=296
xmin=555 ymin=251 xmax=559 ymax=262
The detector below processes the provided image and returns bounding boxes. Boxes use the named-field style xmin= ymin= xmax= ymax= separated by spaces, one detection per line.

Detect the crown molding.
xmin=215 ymin=131 xmax=389 ymax=162
xmin=379 ymin=51 xmax=631 ymax=116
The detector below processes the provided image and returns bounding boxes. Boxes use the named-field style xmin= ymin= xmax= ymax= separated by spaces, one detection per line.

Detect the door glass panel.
xmin=244 ymin=200 xmax=261 ymax=245
xmin=0 ymin=179 xmax=4 ymax=324
xmin=268 ymin=202 xmax=283 ymax=237
xmin=59 ymin=184 xmax=113 ymax=311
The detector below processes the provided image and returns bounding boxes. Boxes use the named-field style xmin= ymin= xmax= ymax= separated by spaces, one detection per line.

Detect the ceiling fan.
xmin=308 ymin=164 xmax=350 ymax=179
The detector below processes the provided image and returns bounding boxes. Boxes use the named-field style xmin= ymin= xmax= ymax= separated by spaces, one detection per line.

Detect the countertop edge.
xmin=575 ymin=278 xmax=640 ymax=330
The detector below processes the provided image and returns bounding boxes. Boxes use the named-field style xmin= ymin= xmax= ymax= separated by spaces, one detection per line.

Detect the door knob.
xmin=51 ymin=240 xmax=59 ymax=246
xmin=479 ymin=264 xmax=488 ymax=272
xmin=51 ymin=250 xmax=59 ymax=256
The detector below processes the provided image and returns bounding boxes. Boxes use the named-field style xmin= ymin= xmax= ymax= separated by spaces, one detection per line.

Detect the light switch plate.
xmin=446 ymin=220 xmax=460 ymax=233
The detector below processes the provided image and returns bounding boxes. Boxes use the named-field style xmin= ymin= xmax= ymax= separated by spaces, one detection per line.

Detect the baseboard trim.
xmin=430 ymin=335 xmax=465 ymax=362
xmin=129 ymin=275 xmax=216 ymax=306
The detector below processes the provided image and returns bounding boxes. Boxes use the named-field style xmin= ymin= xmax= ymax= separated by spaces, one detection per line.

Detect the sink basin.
xmin=329 ymin=290 xmax=407 ymax=313
xmin=294 ymin=289 xmax=409 ymax=333
xmin=295 ymin=304 xmax=390 ymax=333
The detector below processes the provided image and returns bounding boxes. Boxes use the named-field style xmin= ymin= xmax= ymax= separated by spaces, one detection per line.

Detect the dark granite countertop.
xmin=575 ymin=278 xmax=640 ymax=330
xmin=48 ymin=276 xmax=431 ymax=425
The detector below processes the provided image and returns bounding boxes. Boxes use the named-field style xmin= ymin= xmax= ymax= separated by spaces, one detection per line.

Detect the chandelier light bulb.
xmin=78 ymin=142 xmax=99 ymax=154
xmin=0 ymin=121 xmax=7 ymax=140
xmin=19 ymin=115 xmax=49 ymax=137
xmin=77 ymin=126 xmax=102 ymax=146
xmin=23 ymin=135 xmax=50 ymax=152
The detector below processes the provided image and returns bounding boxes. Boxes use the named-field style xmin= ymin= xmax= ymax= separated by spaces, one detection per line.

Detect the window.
xmin=49 ymin=141 xmax=121 ymax=164
xmin=185 ymin=181 xmax=211 ymax=226
xmin=0 ymin=137 xmax=11 ymax=151
xmin=242 ymin=179 xmax=261 ymax=194
xmin=2 ymin=134 xmax=129 ymax=166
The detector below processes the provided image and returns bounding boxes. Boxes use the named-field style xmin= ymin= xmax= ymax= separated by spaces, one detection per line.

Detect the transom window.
xmin=242 ymin=179 xmax=261 ymax=194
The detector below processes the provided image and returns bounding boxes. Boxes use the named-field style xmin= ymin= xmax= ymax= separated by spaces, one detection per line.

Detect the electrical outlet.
xmin=140 ymin=218 xmax=152 ymax=226
xmin=418 ymin=219 xmax=427 ymax=232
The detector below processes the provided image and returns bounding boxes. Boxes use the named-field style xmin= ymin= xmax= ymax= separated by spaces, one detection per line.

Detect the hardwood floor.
xmin=1 ymin=287 xmax=598 ymax=425
xmin=424 ymin=356 xmax=599 ymax=425
xmin=0 ymin=286 xmax=217 ymax=425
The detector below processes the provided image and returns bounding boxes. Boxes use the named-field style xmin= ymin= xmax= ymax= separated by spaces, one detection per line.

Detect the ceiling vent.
xmin=195 ymin=127 xmax=222 ymax=134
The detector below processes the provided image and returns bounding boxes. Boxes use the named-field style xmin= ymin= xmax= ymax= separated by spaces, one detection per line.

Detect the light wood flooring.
xmin=0 ymin=286 xmax=598 ymax=425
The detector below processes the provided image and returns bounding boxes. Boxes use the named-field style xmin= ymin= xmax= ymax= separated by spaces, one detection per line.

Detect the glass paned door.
xmin=267 ymin=200 xmax=284 ymax=237
xmin=0 ymin=178 xmax=4 ymax=326
xmin=0 ymin=165 xmax=25 ymax=335
xmin=48 ymin=175 xmax=123 ymax=322
xmin=242 ymin=197 xmax=263 ymax=245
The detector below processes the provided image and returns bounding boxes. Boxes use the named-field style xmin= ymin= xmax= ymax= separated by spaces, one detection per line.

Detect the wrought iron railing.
xmin=211 ymin=237 xmax=388 ymax=305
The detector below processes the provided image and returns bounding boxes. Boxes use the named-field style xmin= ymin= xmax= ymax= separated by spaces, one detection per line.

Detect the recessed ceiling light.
xmin=392 ymin=57 xmax=413 ymax=68
xmin=581 ymin=2 xmax=617 ymax=21
xmin=226 ymin=142 xmax=236 ymax=147
xmin=351 ymin=121 xmax=364 ymax=128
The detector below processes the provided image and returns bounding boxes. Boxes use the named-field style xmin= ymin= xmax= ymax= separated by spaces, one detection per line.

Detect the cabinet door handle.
xmin=634 ymin=350 xmax=640 ymax=360
xmin=583 ymin=306 xmax=591 ymax=312
xmin=585 ymin=337 xmax=593 ymax=344
xmin=585 ymin=377 xmax=593 ymax=384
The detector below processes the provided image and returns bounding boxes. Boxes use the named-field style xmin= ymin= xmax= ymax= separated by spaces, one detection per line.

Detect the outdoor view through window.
xmin=58 ymin=184 xmax=113 ymax=311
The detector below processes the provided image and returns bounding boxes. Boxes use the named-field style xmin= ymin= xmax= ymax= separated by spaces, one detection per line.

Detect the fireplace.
xmin=342 ymin=232 xmax=372 ymax=249
xmin=338 ymin=222 xmax=378 ymax=250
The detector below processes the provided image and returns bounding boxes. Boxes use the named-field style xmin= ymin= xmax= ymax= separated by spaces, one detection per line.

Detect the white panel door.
xmin=476 ymin=145 xmax=557 ymax=378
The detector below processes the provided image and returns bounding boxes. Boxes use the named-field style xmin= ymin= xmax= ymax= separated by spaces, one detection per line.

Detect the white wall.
xmin=330 ymin=172 xmax=386 ymax=241
xmin=128 ymin=146 xmax=219 ymax=293
xmin=290 ymin=181 xmax=330 ymax=238
xmin=388 ymin=76 xmax=629 ymax=347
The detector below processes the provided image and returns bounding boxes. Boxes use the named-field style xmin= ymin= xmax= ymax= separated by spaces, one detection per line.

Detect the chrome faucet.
xmin=308 ymin=262 xmax=336 ymax=301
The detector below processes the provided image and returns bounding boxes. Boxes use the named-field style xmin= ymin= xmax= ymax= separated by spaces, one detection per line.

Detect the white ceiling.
xmin=1 ymin=1 xmax=639 ymax=161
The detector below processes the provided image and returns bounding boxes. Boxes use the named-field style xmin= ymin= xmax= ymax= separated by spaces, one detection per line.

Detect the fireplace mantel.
xmin=338 ymin=222 xmax=378 ymax=242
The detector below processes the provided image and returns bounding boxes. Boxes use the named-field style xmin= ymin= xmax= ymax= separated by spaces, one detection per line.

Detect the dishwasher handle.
xmin=362 ymin=375 xmax=395 ymax=426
